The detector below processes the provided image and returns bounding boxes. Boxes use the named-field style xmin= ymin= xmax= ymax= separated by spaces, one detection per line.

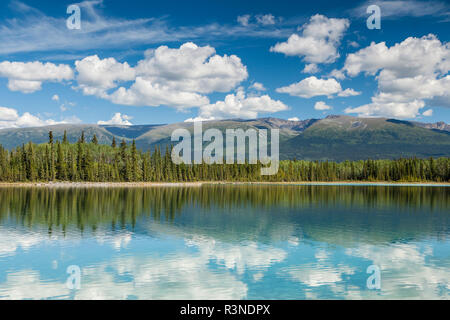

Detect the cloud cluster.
xmin=249 ymin=82 xmax=266 ymax=91
xmin=186 ymin=88 xmax=288 ymax=121
xmin=271 ymin=15 xmax=350 ymax=67
xmin=343 ymin=35 xmax=450 ymax=118
xmin=0 ymin=106 xmax=64 ymax=129
xmin=0 ymin=41 xmax=290 ymax=121
xmin=256 ymin=14 xmax=277 ymax=26
xmin=237 ymin=14 xmax=277 ymax=26
xmin=276 ymin=76 xmax=360 ymax=99
xmin=76 ymin=43 xmax=248 ymax=109
xmin=0 ymin=61 xmax=73 ymax=93
xmin=237 ymin=15 xmax=251 ymax=26
xmin=314 ymin=101 xmax=333 ymax=111
xmin=338 ymin=88 xmax=361 ymax=97
xmin=75 ymin=55 xmax=135 ymax=98
xmin=110 ymin=78 xmax=210 ymax=109
xmin=97 ymin=113 xmax=133 ymax=126
xmin=136 ymin=43 xmax=248 ymax=94
xmin=303 ymin=63 xmax=320 ymax=74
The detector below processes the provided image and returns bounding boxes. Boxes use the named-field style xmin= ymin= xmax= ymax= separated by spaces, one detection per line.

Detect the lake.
xmin=0 ymin=185 xmax=448 ymax=300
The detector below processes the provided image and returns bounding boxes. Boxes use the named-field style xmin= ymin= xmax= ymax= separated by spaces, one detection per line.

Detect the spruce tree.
xmin=81 ymin=147 xmax=92 ymax=181
xmin=79 ymin=131 xmax=85 ymax=144
xmin=131 ymin=140 xmax=138 ymax=181
xmin=26 ymin=142 xmax=36 ymax=181
xmin=76 ymin=141 xmax=83 ymax=181
xmin=56 ymin=142 xmax=66 ymax=180
xmin=49 ymin=132 xmax=55 ymax=180
xmin=120 ymin=140 xmax=128 ymax=180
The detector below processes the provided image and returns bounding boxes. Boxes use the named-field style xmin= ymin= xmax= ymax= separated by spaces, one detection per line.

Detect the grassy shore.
xmin=0 ymin=181 xmax=449 ymax=188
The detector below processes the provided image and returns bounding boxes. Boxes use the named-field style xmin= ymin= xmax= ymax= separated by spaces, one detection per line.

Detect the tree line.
xmin=0 ymin=131 xmax=449 ymax=183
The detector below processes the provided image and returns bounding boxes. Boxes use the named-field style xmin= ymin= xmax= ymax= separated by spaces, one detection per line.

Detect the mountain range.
xmin=0 ymin=115 xmax=449 ymax=161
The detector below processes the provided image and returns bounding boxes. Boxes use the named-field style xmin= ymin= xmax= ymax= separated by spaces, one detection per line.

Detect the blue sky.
xmin=0 ymin=0 xmax=449 ymax=127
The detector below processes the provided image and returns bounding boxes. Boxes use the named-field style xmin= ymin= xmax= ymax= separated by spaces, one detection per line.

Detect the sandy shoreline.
xmin=0 ymin=181 xmax=448 ymax=188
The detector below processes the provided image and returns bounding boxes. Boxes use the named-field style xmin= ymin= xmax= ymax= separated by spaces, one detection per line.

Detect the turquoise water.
xmin=0 ymin=185 xmax=448 ymax=300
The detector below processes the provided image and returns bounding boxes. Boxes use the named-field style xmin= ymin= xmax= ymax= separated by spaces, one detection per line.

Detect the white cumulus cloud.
xmin=0 ymin=61 xmax=73 ymax=93
xmin=7 ymin=80 xmax=42 ymax=93
xmin=249 ymin=82 xmax=266 ymax=91
xmin=423 ymin=109 xmax=433 ymax=116
xmin=0 ymin=106 xmax=68 ymax=129
xmin=314 ymin=101 xmax=333 ymax=111
xmin=338 ymin=88 xmax=361 ymax=97
xmin=75 ymin=55 xmax=136 ymax=97
xmin=277 ymin=76 xmax=358 ymax=99
xmin=303 ymin=63 xmax=320 ymax=74
xmin=110 ymin=77 xmax=210 ymax=109
xmin=187 ymin=88 xmax=288 ymax=121
xmin=84 ymin=42 xmax=249 ymax=109
xmin=136 ymin=43 xmax=248 ymax=94
xmin=343 ymin=34 xmax=450 ymax=118
xmin=0 ymin=106 xmax=19 ymax=121
xmin=98 ymin=113 xmax=133 ymax=126
xmin=271 ymin=15 xmax=350 ymax=65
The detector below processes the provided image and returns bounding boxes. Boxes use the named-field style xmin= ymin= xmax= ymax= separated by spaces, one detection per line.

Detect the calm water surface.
xmin=0 ymin=185 xmax=448 ymax=300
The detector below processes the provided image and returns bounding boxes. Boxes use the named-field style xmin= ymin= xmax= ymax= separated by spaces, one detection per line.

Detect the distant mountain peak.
xmin=0 ymin=116 xmax=449 ymax=160
xmin=325 ymin=114 xmax=344 ymax=119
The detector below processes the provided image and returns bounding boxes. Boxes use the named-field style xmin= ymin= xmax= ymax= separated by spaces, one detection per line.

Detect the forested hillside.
xmin=0 ymin=116 xmax=449 ymax=161
xmin=0 ymin=131 xmax=449 ymax=183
